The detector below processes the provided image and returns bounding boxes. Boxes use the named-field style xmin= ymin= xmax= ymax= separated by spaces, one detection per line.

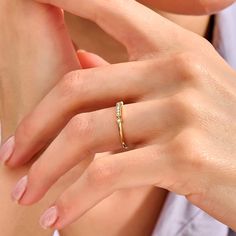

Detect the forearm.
xmin=0 ymin=76 xmax=56 ymax=236
xmin=0 ymin=0 xmax=80 ymax=234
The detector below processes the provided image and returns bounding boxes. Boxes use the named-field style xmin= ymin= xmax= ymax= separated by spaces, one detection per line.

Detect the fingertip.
xmin=11 ymin=175 xmax=28 ymax=203
xmin=77 ymin=50 xmax=109 ymax=68
xmin=17 ymin=184 xmax=47 ymax=206
xmin=39 ymin=205 xmax=59 ymax=230
xmin=14 ymin=172 xmax=46 ymax=206
xmin=0 ymin=136 xmax=15 ymax=165
xmin=39 ymin=201 xmax=68 ymax=230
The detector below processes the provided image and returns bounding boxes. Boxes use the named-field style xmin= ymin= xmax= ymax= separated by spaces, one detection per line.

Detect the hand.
xmin=2 ymin=0 xmax=236 ymax=231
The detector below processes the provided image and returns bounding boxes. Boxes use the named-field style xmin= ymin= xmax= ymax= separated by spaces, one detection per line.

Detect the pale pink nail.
xmin=11 ymin=175 xmax=28 ymax=202
xmin=77 ymin=49 xmax=87 ymax=53
xmin=39 ymin=206 xmax=59 ymax=229
xmin=0 ymin=136 xmax=15 ymax=164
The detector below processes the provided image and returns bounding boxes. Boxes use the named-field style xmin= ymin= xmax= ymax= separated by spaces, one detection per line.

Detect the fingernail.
xmin=77 ymin=49 xmax=87 ymax=53
xmin=0 ymin=136 xmax=15 ymax=164
xmin=11 ymin=175 xmax=28 ymax=202
xmin=39 ymin=206 xmax=59 ymax=229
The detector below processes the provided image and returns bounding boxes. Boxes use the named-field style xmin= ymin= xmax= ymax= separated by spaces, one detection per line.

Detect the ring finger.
xmin=7 ymin=58 xmax=183 ymax=167
xmin=12 ymin=99 xmax=184 ymax=205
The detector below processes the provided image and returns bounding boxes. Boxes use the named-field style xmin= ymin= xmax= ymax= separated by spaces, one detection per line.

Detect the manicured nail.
xmin=11 ymin=175 xmax=28 ymax=202
xmin=77 ymin=49 xmax=87 ymax=53
xmin=39 ymin=206 xmax=59 ymax=229
xmin=0 ymin=136 xmax=15 ymax=164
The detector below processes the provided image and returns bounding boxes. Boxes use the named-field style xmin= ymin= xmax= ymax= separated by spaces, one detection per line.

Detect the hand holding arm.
xmin=2 ymin=0 xmax=236 ymax=231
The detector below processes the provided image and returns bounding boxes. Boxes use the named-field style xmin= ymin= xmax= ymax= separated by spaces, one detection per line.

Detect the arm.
xmin=8 ymin=0 xmax=236 ymax=231
xmin=0 ymin=0 xmax=78 ymax=235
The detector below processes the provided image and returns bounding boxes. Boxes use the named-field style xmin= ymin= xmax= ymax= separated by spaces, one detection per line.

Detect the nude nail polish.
xmin=39 ymin=206 xmax=59 ymax=229
xmin=77 ymin=49 xmax=87 ymax=53
xmin=11 ymin=175 xmax=28 ymax=202
xmin=0 ymin=136 xmax=15 ymax=164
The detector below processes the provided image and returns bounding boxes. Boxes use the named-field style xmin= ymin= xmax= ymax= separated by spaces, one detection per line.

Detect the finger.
xmin=36 ymin=0 xmax=185 ymax=58
xmin=39 ymin=144 xmax=178 ymax=230
xmin=77 ymin=50 xmax=109 ymax=68
xmin=7 ymin=57 xmax=183 ymax=167
xmin=13 ymin=99 xmax=183 ymax=205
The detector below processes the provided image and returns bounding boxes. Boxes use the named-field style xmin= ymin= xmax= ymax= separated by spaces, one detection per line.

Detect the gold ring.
xmin=116 ymin=101 xmax=128 ymax=150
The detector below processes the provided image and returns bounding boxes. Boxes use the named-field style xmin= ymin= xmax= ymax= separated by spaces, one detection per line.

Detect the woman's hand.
xmin=1 ymin=0 xmax=236 ymax=231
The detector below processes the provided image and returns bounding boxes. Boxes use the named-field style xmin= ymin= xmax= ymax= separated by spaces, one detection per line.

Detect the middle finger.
xmin=7 ymin=58 xmax=182 ymax=167
xmin=12 ymin=99 xmax=184 ymax=205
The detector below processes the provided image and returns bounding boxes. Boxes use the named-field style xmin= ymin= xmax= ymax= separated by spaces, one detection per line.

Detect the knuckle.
xmin=172 ymin=130 xmax=207 ymax=171
xmin=168 ymin=95 xmax=186 ymax=113
xmin=86 ymin=160 xmax=118 ymax=190
xmin=167 ymin=94 xmax=189 ymax=121
xmin=64 ymin=113 xmax=94 ymax=142
xmin=169 ymin=91 xmax=204 ymax=123
xmin=58 ymin=70 xmax=87 ymax=98
xmin=172 ymin=52 xmax=205 ymax=82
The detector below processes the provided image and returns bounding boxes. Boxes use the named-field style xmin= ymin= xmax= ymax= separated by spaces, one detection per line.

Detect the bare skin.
xmin=64 ymin=9 xmax=210 ymax=63
xmin=11 ymin=0 xmax=236 ymax=229
xmin=0 ymin=1 xmax=79 ymax=235
xmin=60 ymin=10 xmax=210 ymax=236
xmin=0 ymin=1 xmax=210 ymax=235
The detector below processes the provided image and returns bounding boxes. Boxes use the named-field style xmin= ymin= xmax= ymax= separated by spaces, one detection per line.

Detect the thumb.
xmin=77 ymin=50 xmax=109 ymax=68
xmin=35 ymin=0 xmax=185 ymax=59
